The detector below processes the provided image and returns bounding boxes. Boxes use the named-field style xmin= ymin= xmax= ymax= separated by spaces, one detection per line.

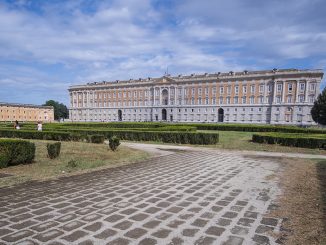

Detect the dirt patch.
xmin=272 ymin=158 xmax=326 ymax=245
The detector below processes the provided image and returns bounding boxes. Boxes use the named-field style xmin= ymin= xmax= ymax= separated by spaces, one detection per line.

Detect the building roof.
xmin=0 ymin=102 xmax=53 ymax=109
xmin=69 ymin=68 xmax=324 ymax=91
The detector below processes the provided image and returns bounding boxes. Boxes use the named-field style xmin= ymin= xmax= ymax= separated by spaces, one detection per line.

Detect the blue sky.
xmin=0 ymin=0 xmax=326 ymax=106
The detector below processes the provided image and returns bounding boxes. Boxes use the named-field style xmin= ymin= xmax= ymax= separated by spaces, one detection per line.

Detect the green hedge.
xmin=0 ymin=139 xmax=35 ymax=168
xmin=88 ymin=134 xmax=105 ymax=144
xmin=188 ymin=123 xmax=326 ymax=134
xmin=0 ymin=129 xmax=219 ymax=145
xmin=252 ymin=133 xmax=326 ymax=149
xmin=2 ymin=122 xmax=325 ymax=134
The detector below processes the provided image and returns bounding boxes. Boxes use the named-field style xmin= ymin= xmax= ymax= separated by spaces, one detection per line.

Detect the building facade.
xmin=69 ymin=69 xmax=324 ymax=125
xmin=0 ymin=103 xmax=54 ymax=122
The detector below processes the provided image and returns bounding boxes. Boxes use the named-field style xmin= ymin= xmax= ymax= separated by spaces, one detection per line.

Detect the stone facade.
xmin=68 ymin=69 xmax=323 ymax=125
xmin=0 ymin=102 xmax=54 ymax=122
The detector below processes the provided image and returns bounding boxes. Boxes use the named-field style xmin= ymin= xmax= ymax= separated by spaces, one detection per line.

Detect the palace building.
xmin=68 ymin=68 xmax=323 ymax=125
xmin=0 ymin=102 xmax=54 ymax=122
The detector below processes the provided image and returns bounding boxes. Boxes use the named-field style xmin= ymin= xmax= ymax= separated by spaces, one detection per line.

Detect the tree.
xmin=311 ymin=88 xmax=326 ymax=125
xmin=43 ymin=100 xmax=69 ymax=120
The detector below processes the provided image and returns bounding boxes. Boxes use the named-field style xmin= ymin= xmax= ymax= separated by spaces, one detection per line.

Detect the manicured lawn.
xmin=199 ymin=130 xmax=326 ymax=155
xmin=0 ymin=140 xmax=150 ymax=187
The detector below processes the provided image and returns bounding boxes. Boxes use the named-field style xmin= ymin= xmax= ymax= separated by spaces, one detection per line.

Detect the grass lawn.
xmin=0 ymin=140 xmax=150 ymax=188
xmin=199 ymin=130 xmax=326 ymax=155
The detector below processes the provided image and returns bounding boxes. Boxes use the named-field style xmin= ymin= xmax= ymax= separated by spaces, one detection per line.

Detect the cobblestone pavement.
xmin=0 ymin=149 xmax=283 ymax=245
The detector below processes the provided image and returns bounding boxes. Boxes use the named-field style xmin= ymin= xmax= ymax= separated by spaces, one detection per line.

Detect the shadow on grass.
xmin=316 ymin=160 xmax=326 ymax=234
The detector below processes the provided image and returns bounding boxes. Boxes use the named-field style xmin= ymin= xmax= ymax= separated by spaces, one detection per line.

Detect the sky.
xmin=0 ymin=0 xmax=326 ymax=106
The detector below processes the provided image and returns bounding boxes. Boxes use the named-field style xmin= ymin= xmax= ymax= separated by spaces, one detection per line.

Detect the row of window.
xmin=72 ymin=82 xmax=317 ymax=101
xmin=73 ymin=94 xmax=314 ymax=107
xmin=73 ymin=106 xmax=304 ymax=115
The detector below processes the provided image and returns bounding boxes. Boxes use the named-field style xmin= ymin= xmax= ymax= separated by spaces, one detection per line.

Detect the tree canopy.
xmin=311 ymin=88 xmax=326 ymax=125
xmin=43 ymin=100 xmax=69 ymax=120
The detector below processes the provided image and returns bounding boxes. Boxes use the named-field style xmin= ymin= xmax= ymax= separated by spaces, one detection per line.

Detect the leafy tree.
xmin=43 ymin=100 xmax=69 ymax=120
xmin=311 ymin=88 xmax=326 ymax=125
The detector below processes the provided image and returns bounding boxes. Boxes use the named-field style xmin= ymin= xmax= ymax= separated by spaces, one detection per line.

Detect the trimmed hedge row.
xmin=0 ymin=139 xmax=35 ymax=168
xmin=0 ymin=129 xmax=219 ymax=145
xmin=1 ymin=122 xmax=324 ymax=134
xmin=252 ymin=133 xmax=326 ymax=149
xmin=188 ymin=123 xmax=326 ymax=134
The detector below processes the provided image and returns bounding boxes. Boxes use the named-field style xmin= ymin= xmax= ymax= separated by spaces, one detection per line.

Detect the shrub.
xmin=109 ymin=136 xmax=120 ymax=151
xmin=252 ymin=133 xmax=326 ymax=148
xmin=67 ymin=159 xmax=78 ymax=168
xmin=47 ymin=142 xmax=61 ymax=159
xmin=0 ymin=139 xmax=35 ymax=168
xmin=88 ymin=134 xmax=105 ymax=144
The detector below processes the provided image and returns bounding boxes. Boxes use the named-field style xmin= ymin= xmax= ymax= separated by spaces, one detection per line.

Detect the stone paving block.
xmin=191 ymin=218 xmax=209 ymax=227
xmin=2 ymin=230 xmax=34 ymax=243
xmin=235 ymin=201 xmax=248 ymax=206
xmin=61 ymin=220 xmax=86 ymax=231
xmin=35 ymin=214 xmax=55 ymax=222
xmin=143 ymin=220 xmax=161 ymax=229
xmin=107 ymin=238 xmax=130 ymax=245
xmin=155 ymin=212 xmax=172 ymax=220
xmin=81 ymin=213 xmax=102 ymax=222
xmin=9 ymin=213 xmax=33 ymax=223
xmin=139 ymin=237 xmax=157 ymax=245
xmin=78 ymin=239 xmax=94 ymax=245
xmin=152 ymin=228 xmax=171 ymax=238
xmin=0 ymin=228 xmax=13 ymax=236
xmin=205 ymin=226 xmax=225 ymax=236
xmin=222 ymin=212 xmax=238 ymax=219
xmin=125 ymin=228 xmax=147 ymax=239
xmin=169 ymin=237 xmax=184 ymax=245
xmin=252 ymin=234 xmax=270 ymax=244
xmin=62 ymin=230 xmax=88 ymax=242
xmin=261 ymin=218 xmax=278 ymax=227
xmin=94 ymin=228 xmax=117 ymax=239
xmin=217 ymin=218 xmax=232 ymax=226
xmin=182 ymin=228 xmax=199 ymax=237
xmin=166 ymin=206 xmax=183 ymax=213
xmin=201 ymin=212 xmax=216 ymax=219
xmin=156 ymin=201 xmax=171 ymax=208
xmin=75 ymin=208 xmax=96 ymax=215
xmin=231 ymin=226 xmax=249 ymax=235
xmin=129 ymin=213 xmax=149 ymax=221
xmin=14 ymin=239 xmax=39 ymax=245
xmin=33 ymin=229 xmax=64 ymax=242
xmin=83 ymin=222 xmax=103 ymax=232
xmin=244 ymin=211 xmax=258 ymax=219
xmin=223 ymin=235 xmax=244 ymax=245
xmin=237 ymin=218 xmax=255 ymax=227
xmin=30 ymin=221 xmax=59 ymax=232
xmin=195 ymin=236 xmax=217 ymax=245
xmin=256 ymin=225 xmax=274 ymax=234
xmin=211 ymin=206 xmax=223 ymax=212
xmin=105 ymin=214 xmax=125 ymax=223
xmin=32 ymin=207 xmax=53 ymax=215
xmin=167 ymin=219 xmax=185 ymax=228
xmin=120 ymin=208 xmax=138 ymax=215
xmin=230 ymin=206 xmax=244 ymax=212
xmin=0 ymin=221 xmax=9 ymax=227
xmin=144 ymin=207 xmax=161 ymax=214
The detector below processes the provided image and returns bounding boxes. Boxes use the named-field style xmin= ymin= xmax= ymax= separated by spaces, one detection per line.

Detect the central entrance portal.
xmin=118 ymin=110 xmax=122 ymax=121
xmin=218 ymin=108 xmax=224 ymax=122
xmin=162 ymin=109 xmax=167 ymax=121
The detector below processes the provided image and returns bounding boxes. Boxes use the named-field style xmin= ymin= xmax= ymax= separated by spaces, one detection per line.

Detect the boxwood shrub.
xmin=252 ymin=133 xmax=326 ymax=148
xmin=47 ymin=142 xmax=61 ymax=159
xmin=0 ymin=139 xmax=35 ymax=168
